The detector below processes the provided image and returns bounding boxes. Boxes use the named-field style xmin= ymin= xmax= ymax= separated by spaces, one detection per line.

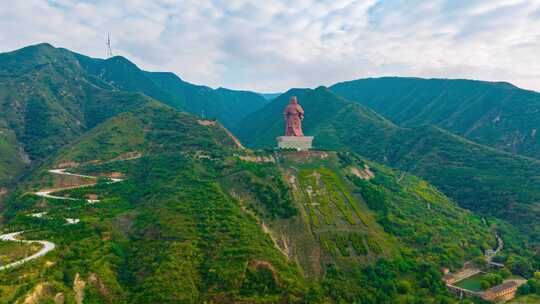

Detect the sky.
xmin=1 ymin=0 xmax=540 ymax=92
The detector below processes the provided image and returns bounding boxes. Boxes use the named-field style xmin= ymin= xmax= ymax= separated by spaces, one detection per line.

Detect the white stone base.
xmin=276 ymin=136 xmax=313 ymax=151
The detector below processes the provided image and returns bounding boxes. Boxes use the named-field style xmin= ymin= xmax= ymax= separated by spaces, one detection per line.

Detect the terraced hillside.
xmin=238 ymin=87 xmax=540 ymax=245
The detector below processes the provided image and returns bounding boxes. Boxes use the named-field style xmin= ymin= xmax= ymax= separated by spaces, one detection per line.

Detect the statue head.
xmin=290 ymin=96 xmax=298 ymax=105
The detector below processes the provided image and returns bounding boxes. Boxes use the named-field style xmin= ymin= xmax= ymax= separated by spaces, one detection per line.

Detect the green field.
xmin=455 ymin=273 xmax=486 ymax=292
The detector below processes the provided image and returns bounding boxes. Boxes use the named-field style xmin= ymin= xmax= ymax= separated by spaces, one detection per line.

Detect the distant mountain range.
xmin=331 ymin=77 xmax=540 ymax=159
xmin=259 ymin=92 xmax=282 ymax=100
xmin=75 ymin=52 xmax=269 ymax=129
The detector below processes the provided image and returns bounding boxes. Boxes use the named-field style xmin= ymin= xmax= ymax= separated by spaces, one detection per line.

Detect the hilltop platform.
xmin=277 ymin=136 xmax=313 ymax=151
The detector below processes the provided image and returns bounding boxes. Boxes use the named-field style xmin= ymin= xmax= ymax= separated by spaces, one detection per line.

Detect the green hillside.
xmin=0 ymin=129 xmax=27 ymax=189
xmin=74 ymin=51 xmax=269 ymax=129
xmin=0 ymin=100 xmax=497 ymax=303
xmin=237 ymin=87 xmax=540 ymax=243
xmin=0 ymin=43 xmax=150 ymax=189
xmin=0 ymin=43 xmax=266 ymax=196
xmin=330 ymin=77 xmax=540 ymax=159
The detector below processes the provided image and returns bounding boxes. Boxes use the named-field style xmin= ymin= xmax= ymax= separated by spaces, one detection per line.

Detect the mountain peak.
xmin=27 ymin=42 xmax=55 ymax=50
xmin=4 ymin=42 xmax=59 ymax=58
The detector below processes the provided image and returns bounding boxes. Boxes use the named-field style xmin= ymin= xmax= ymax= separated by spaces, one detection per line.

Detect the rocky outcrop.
xmin=21 ymin=282 xmax=50 ymax=304
xmin=54 ymin=292 xmax=65 ymax=304
xmin=350 ymin=164 xmax=374 ymax=180
xmin=88 ymin=272 xmax=110 ymax=299
xmin=73 ymin=273 xmax=86 ymax=304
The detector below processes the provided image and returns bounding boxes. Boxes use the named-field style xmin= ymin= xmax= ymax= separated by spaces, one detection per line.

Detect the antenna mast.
xmin=106 ymin=34 xmax=113 ymax=58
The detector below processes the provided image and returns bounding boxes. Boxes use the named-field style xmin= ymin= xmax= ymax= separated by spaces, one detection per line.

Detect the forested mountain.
xmin=74 ymin=50 xmax=268 ymax=129
xmin=238 ymin=87 xmax=540 ymax=242
xmin=330 ymin=77 xmax=540 ymax=159
xmin=0 ymin=43 xmax=150 ymax=190
xmin=0 ymin=99 xmax=499 ymax=303
xmin=0 ymin=43 xmax=266 ymax=194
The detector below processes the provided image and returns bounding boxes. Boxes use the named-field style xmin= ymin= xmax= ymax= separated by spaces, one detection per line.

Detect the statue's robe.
xmin=284 ymin=101 xmax=304 ymax=136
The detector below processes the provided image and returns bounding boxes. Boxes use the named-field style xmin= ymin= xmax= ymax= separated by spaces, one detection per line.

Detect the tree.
xmin=517 ymin=282 xmax=531 ymax=295
xmin=397 ymin=280 xmax=412 ymax=294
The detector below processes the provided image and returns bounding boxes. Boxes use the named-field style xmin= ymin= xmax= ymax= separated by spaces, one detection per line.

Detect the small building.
xmin=485 ymin=249 xmax=496 ymax=256
xmin=481 ymin=281 xmax=519 ymax=302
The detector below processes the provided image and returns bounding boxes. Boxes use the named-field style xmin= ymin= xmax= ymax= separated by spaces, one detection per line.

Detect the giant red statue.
xmin=284 ymin=96 xmax=304 ymax=136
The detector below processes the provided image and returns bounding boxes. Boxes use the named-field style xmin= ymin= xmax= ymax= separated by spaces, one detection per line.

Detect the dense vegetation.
xmin=0 ymin=99 xmax=502 ymax=303
xmin=343 ymin=153 xmax=494 ymax=269
xmin=0 ymin=130 xmax=27 ymax=189
xmin=330 ymin=77 xmax=540 ymax=159
xmin=1 ymin=103 xmax=306 ymax=303
xmin=518 ymin=273 xmax=540 ymax=297
xmin=238 ymin=87 xmax=540 ymax=247
xmin=0 ymin=43 xmax=150 ymax=189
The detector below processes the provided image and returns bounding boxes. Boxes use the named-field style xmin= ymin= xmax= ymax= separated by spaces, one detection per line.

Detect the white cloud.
xmin=1 ymin=0 xmax=540 ymax=92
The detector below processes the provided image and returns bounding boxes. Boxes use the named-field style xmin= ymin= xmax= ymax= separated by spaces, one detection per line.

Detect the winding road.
xmin=35 ymin=169 xmax=123 ymax=203
xmin=0 ymin=231 xmax=56 ymax=271
xmin=0 ymin=166 xmax=127 ymax=271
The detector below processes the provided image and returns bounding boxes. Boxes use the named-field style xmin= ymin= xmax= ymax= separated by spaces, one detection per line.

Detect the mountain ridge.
xmin=330 ymin=76 xmax=540 ymax=159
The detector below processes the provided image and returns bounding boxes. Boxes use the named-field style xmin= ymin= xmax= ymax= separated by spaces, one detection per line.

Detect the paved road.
xmin=35 ymin=169 xmax=124 ymax=203
xmin=0 ymin=231 xmax=56 ymax=271
xmin=0 ymin=164 xmax=130 ymax=271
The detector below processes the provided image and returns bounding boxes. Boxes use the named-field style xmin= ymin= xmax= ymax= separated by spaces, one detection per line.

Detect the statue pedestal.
xmin=277 ymin=136 xmax=313 ymax=151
